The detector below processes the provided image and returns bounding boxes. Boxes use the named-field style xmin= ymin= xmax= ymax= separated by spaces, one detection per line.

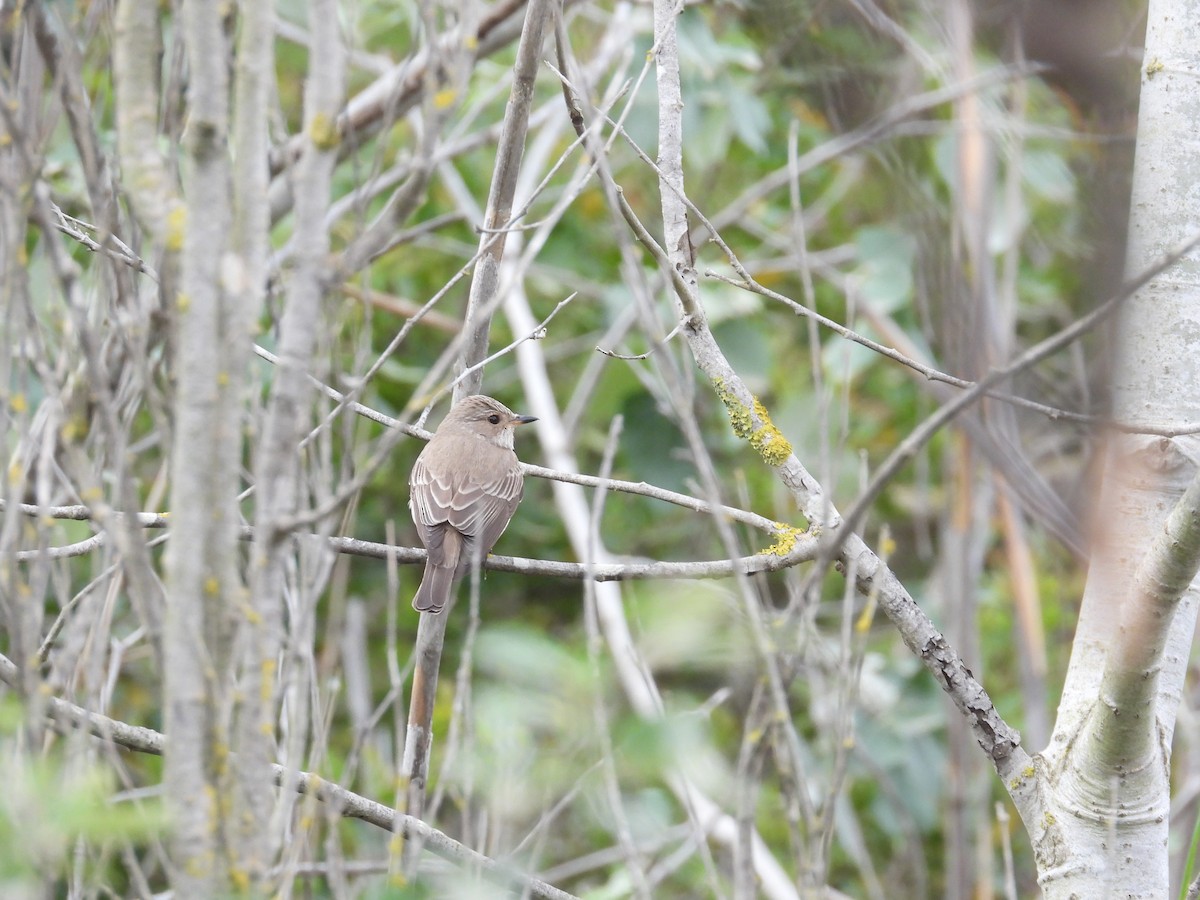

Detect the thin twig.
xmin=595 ymin=315 xmax=690 ymax=359
xmin=0 ymin=499 xmax=816 ymax=580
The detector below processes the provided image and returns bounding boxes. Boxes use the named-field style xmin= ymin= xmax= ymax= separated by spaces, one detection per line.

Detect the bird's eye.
xmin=487 ymin=414 xmax=501 ymax=425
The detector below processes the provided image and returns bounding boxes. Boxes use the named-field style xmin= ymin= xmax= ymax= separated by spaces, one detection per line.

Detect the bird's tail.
xmin=412 ymin=560 xmax=456 ymax=613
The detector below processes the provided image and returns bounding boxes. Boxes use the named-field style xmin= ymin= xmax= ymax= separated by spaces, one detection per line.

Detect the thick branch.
xmin=167 ymin=1 xmax=238 ymax=892
xmin=1090 ymin=444 xmax=1200 ymax=770
xmin=643 ymin=0 xmax=1027 ymax=781
xmin=113 ymin=0 xmax=181 ymax=237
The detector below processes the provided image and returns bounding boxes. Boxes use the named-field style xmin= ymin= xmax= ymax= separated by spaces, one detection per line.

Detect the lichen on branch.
xmin=711 ymin=378 xmax=792 ymax=467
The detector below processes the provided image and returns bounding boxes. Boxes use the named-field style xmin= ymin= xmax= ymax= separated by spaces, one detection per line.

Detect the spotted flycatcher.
xmin=409 ymin=394 xmax=538 ymax=613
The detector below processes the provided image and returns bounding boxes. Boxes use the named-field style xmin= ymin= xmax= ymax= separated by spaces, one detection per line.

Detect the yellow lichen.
xmin=165 ymin=204 xmax=186 ymax=252
xmin=763 ymin=524 xmax=806 ymax=557
xmin=308 ymin=112 xmax=341 ymax=151
xmin=61 ymin=413 xmax=91 ymax=443
xmin=748 ymin=397 xmax=792 ymax=465
xmin=9 ymin=393 xmax=26 ymax=414
xmin=261 ymin=659 xmax=277 ymax=699
xmin=1007 ymin=765 xmax=1037 ymax=792
xmin=185 ymin=854 xmax=213 ymax=878
xmin=1146 ymin=57 xmax=1165 ymax=77
xmin=388 ymin=833 xmax=406 ymax=858
xmin=712 ymin=379 xmax=793 ymax=467
xmin=854 ymin=593 xmax=877 ymax=633
xmin=433 ymin=87 xmax=458 ymax=110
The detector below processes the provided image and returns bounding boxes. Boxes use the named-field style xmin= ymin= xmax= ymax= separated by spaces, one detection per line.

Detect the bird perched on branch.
xmin=409 ymin=394 xmax=538 ymax=614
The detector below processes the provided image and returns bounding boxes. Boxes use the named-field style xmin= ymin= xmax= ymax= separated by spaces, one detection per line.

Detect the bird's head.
xmin=441 ymin=394 xmax=538 ymax=449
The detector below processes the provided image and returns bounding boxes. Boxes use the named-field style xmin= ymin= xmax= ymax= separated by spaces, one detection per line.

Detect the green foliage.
xmin=0 ymin=714 xmax=165 ymax=894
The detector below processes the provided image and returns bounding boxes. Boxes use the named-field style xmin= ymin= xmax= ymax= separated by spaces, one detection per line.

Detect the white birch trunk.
xmin=1020 ymin=0 xmax=1200 ymax=894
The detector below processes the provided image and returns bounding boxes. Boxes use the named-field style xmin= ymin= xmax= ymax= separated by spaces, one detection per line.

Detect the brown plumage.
xmin=408 ymin=395 xmax=538 ymax=614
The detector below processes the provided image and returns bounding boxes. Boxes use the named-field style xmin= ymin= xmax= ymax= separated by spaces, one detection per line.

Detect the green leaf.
xmin=853 ymin=225 xmax=915 ymax=313
xmin=1023 ymin=149 xmax=1076 ymax=203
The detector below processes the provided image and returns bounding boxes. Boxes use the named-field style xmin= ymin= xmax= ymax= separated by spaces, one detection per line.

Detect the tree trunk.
xmin=1016 ymin=0 xmax=1200 ymax=894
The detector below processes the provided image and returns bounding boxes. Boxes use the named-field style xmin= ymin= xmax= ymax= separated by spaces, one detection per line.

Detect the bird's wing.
xmin=410 ymin=452 xmax=456 ymax=568
xmin=410 ymin=439 xmax=524 ymax=575
xmin=450 ymin=464 xmax=524 ymax=556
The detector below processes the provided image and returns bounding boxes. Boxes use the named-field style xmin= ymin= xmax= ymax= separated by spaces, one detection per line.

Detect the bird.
xmin=408 ymin=394 xmax=538 ymax=614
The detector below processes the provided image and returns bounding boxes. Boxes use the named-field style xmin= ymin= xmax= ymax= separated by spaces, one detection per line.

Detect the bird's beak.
xmin=514 ymin=415 xmax=538 ymax=425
